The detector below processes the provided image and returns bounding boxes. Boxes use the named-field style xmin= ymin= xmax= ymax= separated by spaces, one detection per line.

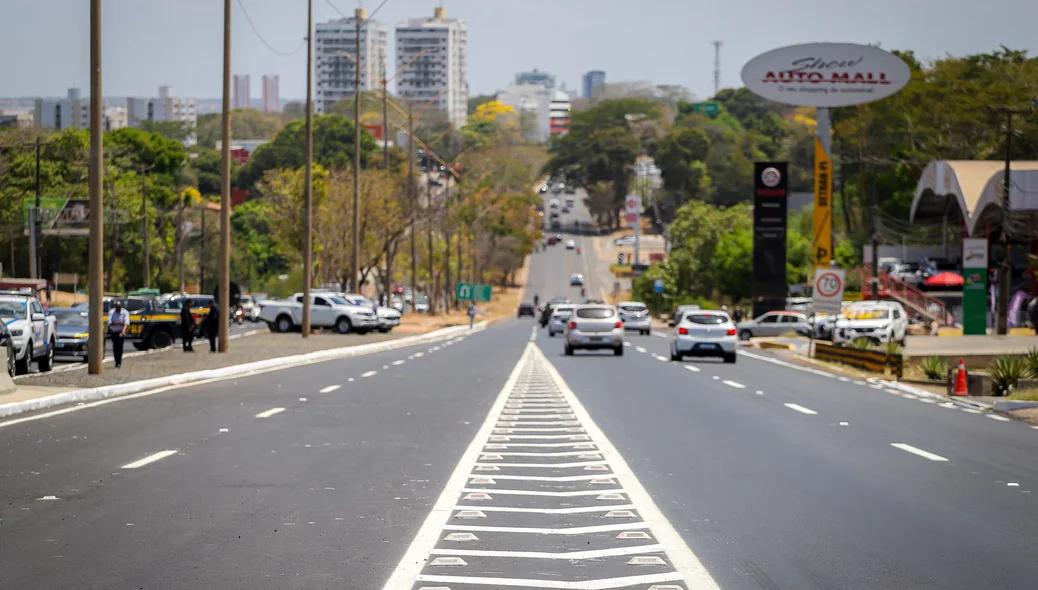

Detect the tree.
xmin=468 ymin=94 xmax=495 ymax=115
xmin=713 ymin=228 xmax=753 ymax=302
xmin=195 ymin=108 xmax=286 ymax=149
xmin=137 ymin=120 xmax=194 ymax=144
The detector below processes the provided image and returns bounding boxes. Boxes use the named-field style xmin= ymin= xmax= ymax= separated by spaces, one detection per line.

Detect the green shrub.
xmin=920 ymin=356 xmax=948 ymax=381
xmin=883 ymin=340 xmax=903 ymax=357
xmin=1025 ymin=346 xmax=1038 ymax=379
xmin=990 ymin=355 xmax=1026 ymax=395
xmin=848 ymin=337 xmax=873 ymax=350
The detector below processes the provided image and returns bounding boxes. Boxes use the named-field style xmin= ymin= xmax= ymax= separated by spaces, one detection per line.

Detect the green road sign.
xmin=692 ymin=101 xmax=720 ymax=116
xmin=456 ymin=282 xmax=492 ymax=302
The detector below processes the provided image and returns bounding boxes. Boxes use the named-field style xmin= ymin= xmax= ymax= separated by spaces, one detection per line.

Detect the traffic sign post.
xmin=625 ymin=194 xmax=641 ymax=264
xmin=812 ymin=268 xmax=846 ymax=315
xmin=456 ymin=282 xmax=492 ymax=303
xmin=653 ymin=279 xmax=664 ymax=293
xmin=692 ymin=101 xmax=720 ymax=116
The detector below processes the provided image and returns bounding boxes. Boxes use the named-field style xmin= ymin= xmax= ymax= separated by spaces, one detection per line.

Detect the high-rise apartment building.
xmin=396 ymin=6 xmax=468 ymax=126
xmin=233 ymin=74 xmax=251 ymax=109
xmin=515 ymin=69 xmax=555 ymax=89
xmin=582 ymin=70 xmax=606 ymax=98
xmin=315 ymin=9 xmax=388 ymax=115
xmin=126 ymin=86 xmax=198 ymax=146
xmin=262 ymin=75 xmax=280 ymax=114
xmin=34 ymin=88 xmax=89 ymax=130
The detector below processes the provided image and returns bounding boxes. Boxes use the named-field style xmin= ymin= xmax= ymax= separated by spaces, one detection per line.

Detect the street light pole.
xmin=141 ymin=168 xmax=150 ymax=288
xmin=351 ymin=8 xmax=364 ymax=293
xmin=302 ymin=0 xmax=314 ymax=337
xmin=30 ymin=137 xmax=41 ymax=280
xmin=218 ymin=0 xmax=231 ymax=352
xmin=382 ymin=73 xmax=389 ymax=170
xmin=87 ymin=0 xmax=104 ymax=374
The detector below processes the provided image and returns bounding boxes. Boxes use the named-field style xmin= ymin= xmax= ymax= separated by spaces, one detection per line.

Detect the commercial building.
xmin=33 ymin=88 xmax=89 ymax=130
xmin=126 ymin=86 xmax=198 ymax=146
xmin=262 ymin=75 xmax=280 ymax=114
xmin=549 ymin=90 xmax=571 ymax=137
xmin=496 ymin=84 xmax=552 ymax=143
xmin=233 ymin=74 xmax=251 ymax=109
xmin=103 ymin=107 xmax=127 ymax=131
xmin=396 ymin=6 xmax=468 ymax=126
xmin=582 ymin=70 xmax=606 ymax=98
xmin=315 ymin=9 xmax=388 ymax=115
xmin=515 ymin=69 xmax=555 ymax=89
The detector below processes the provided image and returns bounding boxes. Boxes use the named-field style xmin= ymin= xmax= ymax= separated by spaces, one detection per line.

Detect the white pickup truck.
xmin=259 ymin=293 xmax=378 ymax=334
xmin=0 ymin=293 xmax=57 ymax=374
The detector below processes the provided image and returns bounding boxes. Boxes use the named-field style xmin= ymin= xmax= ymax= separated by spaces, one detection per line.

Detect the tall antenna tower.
xmin=712 ymin=40 xmax=722 ymax=97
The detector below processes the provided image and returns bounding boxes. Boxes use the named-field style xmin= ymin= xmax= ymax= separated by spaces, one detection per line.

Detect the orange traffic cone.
xmin=953 ymin=358 xmax=969 ymax=396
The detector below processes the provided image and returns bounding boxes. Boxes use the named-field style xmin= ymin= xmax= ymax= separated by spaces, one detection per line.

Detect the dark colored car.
xmin=0 ymin=321 xmax=15 ymax=376
xmin=517 ymin=303 xmax=536 ymax=317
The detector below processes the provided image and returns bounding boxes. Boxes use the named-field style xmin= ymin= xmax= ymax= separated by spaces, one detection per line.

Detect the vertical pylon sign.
xmin=813 ymin=136 xmax=833 ymax=267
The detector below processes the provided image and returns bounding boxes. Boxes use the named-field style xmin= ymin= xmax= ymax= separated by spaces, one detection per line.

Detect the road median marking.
xmin=361 ymin=370 xmax=378 ymax=378
xmin=319 ymin=385 xmax=340 ymax=393
xmin=890 ymin=443 xmax=948 ymax=462
xmin=255 ymin=407 xmax=285 ymax=418
xmin=121 ymin=449 xmax=178 ymax=469
xmin=783 ymin=403 xmax=818 ymax=415
xmin=722 ymin=380 xmax=745 ymax=389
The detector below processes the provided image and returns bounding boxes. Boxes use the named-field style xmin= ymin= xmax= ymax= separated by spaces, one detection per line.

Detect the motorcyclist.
xmin=533 ymin=294 xmax=540 ymax=307
xmin=581 ymin=286 xmax=587 ymax=298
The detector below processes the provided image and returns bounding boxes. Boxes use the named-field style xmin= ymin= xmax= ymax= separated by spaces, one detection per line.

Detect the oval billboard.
xmin=740 ymin=43 xmax=911 ymax=108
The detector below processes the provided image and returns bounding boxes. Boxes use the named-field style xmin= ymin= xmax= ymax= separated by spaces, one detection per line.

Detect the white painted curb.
xmin=0 ymin=322 xmax=486 ymax=419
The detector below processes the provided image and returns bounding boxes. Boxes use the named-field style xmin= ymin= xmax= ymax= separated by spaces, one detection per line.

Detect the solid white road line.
xmin=986 ymin=414 xmax=1011 ymax=422
xmin=121 ymin=449 xmax=178 ymax=470
xmin=722 ymin=380 xmax=745 ymax=389
xmin=380 ymin=345 xmax=531 ymax=590
xmin=414 ymin=572 xmax=684 ymax=590
xmin=361 ymin=370 xmax=378 ymax=378
xmin=454 ymin=504 xmax=635 ymax=515
xmin=486 ymin=451 xmax=602 ymax=457
xmin=474 ymin=474 xmax=617 ymax=482
xmin=532 ymin=345 xmax=719 ymax=589
xmin=460 ymin=488 xmax=624 ymax=497
xmin=319 ymin=385 xmax=340 ymax=393
xmin=474 ymin=460 xmax=609 ymax=468
xmin=255 ymin=407 xmax=285 ymax=418
xmin=890 ymin=443 xmax=949 ymax=462
xmin=443 ymin=522 xmax=651 ymax=535
xmin=487 ymin=442 xmax=594 ymax=448
xmin=783 ymin=403 xmax=818 ymax=415
xmin=429 ymin=544 xmax=663 ymax=560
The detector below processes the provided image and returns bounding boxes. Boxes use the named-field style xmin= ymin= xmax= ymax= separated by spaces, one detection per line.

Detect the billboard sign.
xmin=625 ymin=194 xmax=641 ymax=225
xmin=740 ymin=43 xmax=912 ymax=108
xmin=962 ymin=238 xmax=988 ymax=335
xmin=24 ymin=198 xmax=91 ymax=236
xmin=753 ymin=162 xmax=789 ymax=317
xmin=813 ymin=137 xmax=833 ymax=266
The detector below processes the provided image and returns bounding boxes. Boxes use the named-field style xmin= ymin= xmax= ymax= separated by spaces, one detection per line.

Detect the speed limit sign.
xmin=813 ymin=268 xmax=845 ymax=314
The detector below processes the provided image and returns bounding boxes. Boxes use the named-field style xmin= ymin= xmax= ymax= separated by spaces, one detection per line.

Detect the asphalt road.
xmin=2 ymin=201 xmax=1037 ymax=589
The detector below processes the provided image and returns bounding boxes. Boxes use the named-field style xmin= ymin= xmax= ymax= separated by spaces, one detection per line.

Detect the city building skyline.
xmin=232 ymin=74 xmax=251 ymax=110
xmin=395 ymin=6 xmax=468 ymax=127
xmin=262 ymin=74 xmax=280 ymax=114
xmin=314 ymin=9 xmax=388 ymax=115
xmin=583 ymin=70 xmax=606 ymax=98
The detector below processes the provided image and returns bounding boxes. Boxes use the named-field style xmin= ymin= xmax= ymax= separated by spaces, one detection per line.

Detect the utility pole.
xmin=712 ymin=40 xmax=722 ymax=98
xmin=87 ymin=0 xmax=104 ymax=374
xmin=218 ymin=0 xmax=231 ymax=352
xmin=302 ymin=0 xmax=314 ymax=337
xmin=408 ymin=104 xmax=417 ymax=314
xmin=351 ymin=7 xmax=364 ymax=293
xmin=30 ymin=137 xmax=41 ymax=279
xmin=200 ymin=208 xmax=207 ymax=292
xmin=141 ymin=168 xmax=150 ymax=288
xmin=427 ymin=180 xmax=435 ymax=314
xmin=382 ymin=67 xmax=390 ymax=170
xmin=990 ymin=104 xmax=1035 ymax=335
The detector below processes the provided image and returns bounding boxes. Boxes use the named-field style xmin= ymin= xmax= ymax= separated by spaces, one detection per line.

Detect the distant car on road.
xmin=546 ymin=235 xmax=559 ymax=245
xmin=565 ymin=198 xmax=575 ymax=207
xmin=618 ymin=301 xmax=651 ymax=336
xmin=670 ymin=310 xmax=737 ymax=363
xmin=539 ymin=297 xmax=571 ymax=328
xmin=614 ymin=235 xmax=637 ymax=246
xmin=564 ymin=304 xmax=624 ymax=356
xmin=564 ymin=185 xmax=576 ymax=194
xmin=570 ymin=273 xmax=585 ymax=286
xmin=561 ymin=206 xmax=571 ymax=213
xmin=565 ymin=239 xmax=576 ymax=250
xmin=517 ymin=303 xmax=536 ymax=318
xmin=539 ymin=184 xmax=548 ymax=193
xmin=736 ymin=311 xmax=810 ymax=340
xmin=550 ymin=220 xmax=561 ymax=230
xmin=669 ymin=304 xmax=701 ymax=327
xmin=549 ymin=199 xmax=560 ymax=209
xmin=0 ymin=293 xmax=56 ymax=375
xmin=548 ymin=304 xmax=576 ymax=336
xmin=49 ymin=307 xmax=91 ymax=363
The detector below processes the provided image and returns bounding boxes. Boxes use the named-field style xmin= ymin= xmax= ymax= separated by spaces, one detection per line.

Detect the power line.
xmin=235 ymin=0 xmax=306 ymax=57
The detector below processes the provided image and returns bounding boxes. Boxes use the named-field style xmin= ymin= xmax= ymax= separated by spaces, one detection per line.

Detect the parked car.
xmin=339 ymin=293 xmax=402 ymax=333
xmin=414 ymin=296 xmax=430 ymax=313
xmin=561 ymin=207 xmax=571 ymax=214
xmin=891 ymin=262 xmax=923 ymax=286
xmin=618 ymin=301 xmax=651 ymax=335
xmin=670 ymin=310 xmax=737 ymax=363
xmin=832 ymin=301 xmax=908 ymax=345
xmin=49 ymin=307 xmax=91 ymax=363
xmin=564 ymin=304 xmax=624 ymax=356
xmin=0 ymin=321 xmax=16 ymax=376
xmin=736 ymin=311 xmax=810 ymax=340
xmin=518 ymin=303 xmax=536 ymax=318
xmin=259 ymin=293 xmax=377 ymax=334
xmin=548 ymin=304 xmax=576 ymax=336
xmin=614 ymin=235 xmax=637 ymax=246
xmin=0 ymin=293 xmax=57 ymax=374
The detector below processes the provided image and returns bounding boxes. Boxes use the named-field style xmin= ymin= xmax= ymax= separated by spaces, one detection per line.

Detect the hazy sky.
xmin=3 ymin=0 xmax=1037 ymax=100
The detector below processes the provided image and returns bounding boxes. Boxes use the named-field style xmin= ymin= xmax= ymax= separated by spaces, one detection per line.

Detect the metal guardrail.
xmin=814 ymin=342 xmax=903 ymax=379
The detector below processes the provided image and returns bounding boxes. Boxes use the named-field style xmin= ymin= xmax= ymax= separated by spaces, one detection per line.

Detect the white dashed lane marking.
xmin=255 ymin=407 xmax=285 ymax=419
xmin=361 ymin=370 xmax=378 ymax=378
xmin=121 ymin=449 xmax=178 ymax=470
xmin=783 ymin=403 xmax=818 ymax=416
xmin=722 ymin=380 xmax=745 ymax=389
xmin=393 ymin=359 xmax=406 ymax=366
xmin=380 ymin=344 xmax=719 ymax=590
xmin=319 ymin=385 xmax=340 ymax=393
xmin=891 ymin=443 xmax=949 ymax=462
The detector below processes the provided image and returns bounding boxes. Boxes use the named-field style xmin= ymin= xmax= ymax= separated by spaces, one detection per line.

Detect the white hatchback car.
xmin=564 ymin=305 xmax=624 ymax=356
xmin=670 ymin=310 xmax=737 ymax=363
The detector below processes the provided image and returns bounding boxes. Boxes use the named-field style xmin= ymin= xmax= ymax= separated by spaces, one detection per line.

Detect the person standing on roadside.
xmin=108 ymin=300 xmax=130 ymax=368
xmin=733 ymin=304 xmax=745 ymax=324
xmin=204 ymin=300 xmax=219 ymax=352
xmin=180 ymin=299 xmax=195 ymax=352
xmin=468 ymin=302 xmax=477 ymax=329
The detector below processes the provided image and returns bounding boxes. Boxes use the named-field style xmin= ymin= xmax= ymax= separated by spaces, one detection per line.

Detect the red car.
xmin=547 ymin=236 xmax=559 ymax=245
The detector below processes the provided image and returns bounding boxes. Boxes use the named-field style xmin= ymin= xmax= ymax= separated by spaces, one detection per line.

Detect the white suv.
xmin=0 ymin=295 xmax=57 ymax=374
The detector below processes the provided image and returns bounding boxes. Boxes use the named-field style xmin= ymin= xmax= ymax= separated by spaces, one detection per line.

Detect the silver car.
xmin=564 ymin=305 xmax=624 ymax=356
xmin=736 ymin=311 xmax=811 ymax=340
xmin=618 ymin=301 xmax=651 ymax=335
xmin=670 ymin=310 xmax=737 ymax=363
xmin=548 ymin=305 xmax=575 ymax=337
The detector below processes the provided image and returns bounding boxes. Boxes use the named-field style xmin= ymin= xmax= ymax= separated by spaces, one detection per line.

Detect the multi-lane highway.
xmin=2 ymin=195 xmax=1037 ymax=589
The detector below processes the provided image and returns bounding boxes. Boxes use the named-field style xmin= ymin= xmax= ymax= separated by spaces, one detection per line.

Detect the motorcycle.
xmin=233 ymin=306 xmax=244 ymax=325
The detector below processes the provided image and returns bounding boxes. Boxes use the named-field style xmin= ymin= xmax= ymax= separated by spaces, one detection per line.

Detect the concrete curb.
xmin=756 ymin=339 xmax=796 ymax=351
xmin=0 ymin=322 xmax=485 ymax=420
xmin=871 ymin=379 xmax=993 ymax=410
